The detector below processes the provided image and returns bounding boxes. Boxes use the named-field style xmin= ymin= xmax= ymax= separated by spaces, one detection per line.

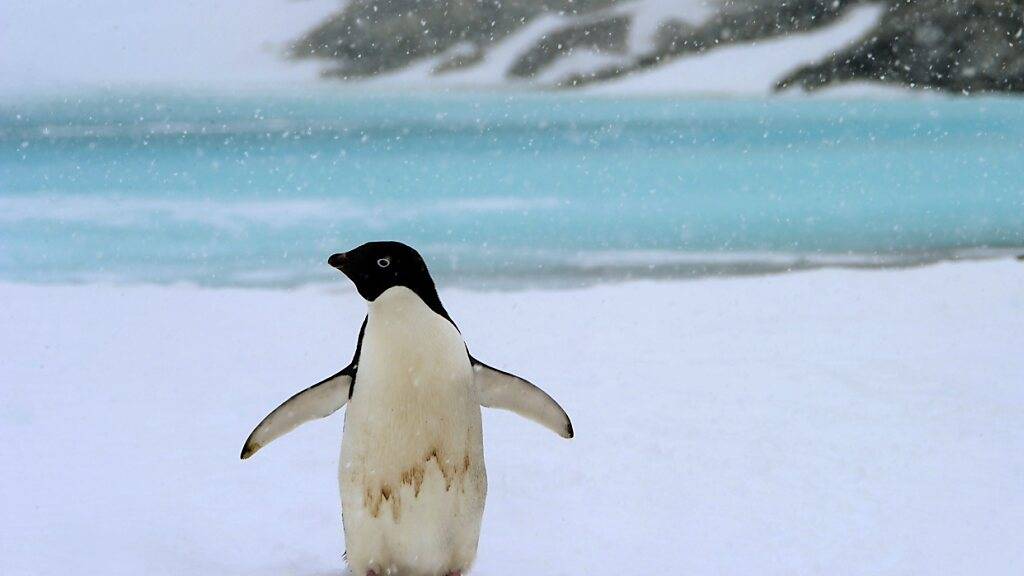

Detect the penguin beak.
xmin=328 ymin=252 xmax=348 ymax=272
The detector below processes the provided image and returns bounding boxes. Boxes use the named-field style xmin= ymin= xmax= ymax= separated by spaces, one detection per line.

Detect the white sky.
xmin=0 ymin=0 xmax=339 ymax=93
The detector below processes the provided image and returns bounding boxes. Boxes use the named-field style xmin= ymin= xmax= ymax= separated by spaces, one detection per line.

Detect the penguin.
xmin=241 ymin=241 xmax=573 ymax=576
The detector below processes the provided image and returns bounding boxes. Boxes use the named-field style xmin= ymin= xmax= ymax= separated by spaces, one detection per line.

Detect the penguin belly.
xmin=340 ymin=287 xmax=487 ymax=576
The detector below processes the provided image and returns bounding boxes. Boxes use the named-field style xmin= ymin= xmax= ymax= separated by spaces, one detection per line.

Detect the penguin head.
xmin=329 ymin=241 xmax=437 ymax=302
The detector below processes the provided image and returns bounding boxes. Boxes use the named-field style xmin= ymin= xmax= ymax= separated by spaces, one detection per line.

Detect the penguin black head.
xmin=329 ymin=241 xmax=440 ymax=304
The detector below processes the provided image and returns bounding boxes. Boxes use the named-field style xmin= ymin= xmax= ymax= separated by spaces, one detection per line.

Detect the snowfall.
xmin=3 ymin=2 xmax=1022 ymax=575
xmin=2 ymin=259 xmax=1023 ymax=575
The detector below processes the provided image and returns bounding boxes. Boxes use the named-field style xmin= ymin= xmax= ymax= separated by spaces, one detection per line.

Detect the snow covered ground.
xmin=3 ymin=259 xmax=1023 ymax=575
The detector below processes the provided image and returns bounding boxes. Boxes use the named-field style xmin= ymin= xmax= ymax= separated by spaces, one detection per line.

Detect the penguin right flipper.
xmin=240 ymin=370 xmax=351 ymax=459
xmin=471 ymin=358 xmax=574 ymax=439
xmin=242 ymin=317 xmax=367 ymax=460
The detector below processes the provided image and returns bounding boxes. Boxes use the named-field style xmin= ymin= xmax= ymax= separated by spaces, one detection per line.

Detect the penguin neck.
xmin=368 ymin=284 xmax=456 ymax=329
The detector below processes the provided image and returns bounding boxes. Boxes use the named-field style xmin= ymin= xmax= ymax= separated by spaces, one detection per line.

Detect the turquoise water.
xmin=2 ymin=92 xmax=1023 ymax=287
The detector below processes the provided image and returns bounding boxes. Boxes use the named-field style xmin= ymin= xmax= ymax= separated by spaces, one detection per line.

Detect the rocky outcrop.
xmin=291 ymin=0 xmax=618 ymax=78
xmin=509 ymin=14 xmax=631 ymax=78
xmin=776 ymin=0 xmax=1024 ymax=93
xmin=292 ymin=0 xmax=1024 ymax=94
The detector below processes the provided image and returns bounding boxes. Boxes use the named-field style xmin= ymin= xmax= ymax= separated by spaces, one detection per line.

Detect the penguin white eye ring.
xmin=241 ymin=241 xmax=573 ymax=576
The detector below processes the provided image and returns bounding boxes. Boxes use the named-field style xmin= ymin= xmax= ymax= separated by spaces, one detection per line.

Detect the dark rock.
xmin=680 ymin=0 xmax=868 ymax=53
xmin=651 ymin=20 xmax=698 ymax=56
xmin=509 ymin=14 xmax=631 ymax=78
xmin=776 ymin=0 xmax=1024 ymax=93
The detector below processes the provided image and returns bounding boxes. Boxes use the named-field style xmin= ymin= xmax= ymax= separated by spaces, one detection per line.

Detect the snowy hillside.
xmin=0 ymin=0 xmax=904 ymax=96
xmin=4 ymin=1 xmax=1022 ymax=96
xmin=297 ymin=0 xmax=1024 ymax=95
xmin=363 ymin=1 xmax=884 ymax=95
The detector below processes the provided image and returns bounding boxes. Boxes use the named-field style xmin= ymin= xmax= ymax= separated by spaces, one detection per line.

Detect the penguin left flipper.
xmin=471 ymin=357 xmax=574 ymax=439
xmin=240 ymin=370 xmax=352 ymax=459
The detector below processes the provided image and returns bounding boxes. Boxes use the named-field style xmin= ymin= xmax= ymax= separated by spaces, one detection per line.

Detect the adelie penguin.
xmin=241 ymin=241 xmax=573 ymax=576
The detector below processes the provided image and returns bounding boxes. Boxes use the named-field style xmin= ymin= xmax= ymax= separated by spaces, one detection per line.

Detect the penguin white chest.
xmin=340 ymin=286 xmax=486 ymax=576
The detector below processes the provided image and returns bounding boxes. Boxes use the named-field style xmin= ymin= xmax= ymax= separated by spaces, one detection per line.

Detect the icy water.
xmin=2 ymin=91 xmax=1023 ymax=288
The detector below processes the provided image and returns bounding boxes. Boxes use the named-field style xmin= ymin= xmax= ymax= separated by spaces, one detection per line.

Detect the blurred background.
xmin=2 ymin=0 xmax=1023 ymax=287
xmin=3 ymin=3 xmax=1024 ymax=576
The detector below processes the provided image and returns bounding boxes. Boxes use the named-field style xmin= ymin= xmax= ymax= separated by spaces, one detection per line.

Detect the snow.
xmin=810 ymin=81 xmax=944 ymax=100
xmin=3 ymin=259 xmax=1023 ymax=575
xmin=534 ymin=49 xmax=633 ymax=86
xmin=587 ymin=3 xmax=887 ymax=97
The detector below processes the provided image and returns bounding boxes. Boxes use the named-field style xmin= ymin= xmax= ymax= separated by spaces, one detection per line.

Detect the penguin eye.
xmin=377 ymin=257 xmax=391 ymax=269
